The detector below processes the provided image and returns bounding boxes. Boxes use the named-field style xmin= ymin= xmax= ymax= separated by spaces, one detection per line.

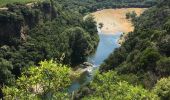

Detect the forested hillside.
xmin=0 ymin=0 xmax=99 ymax=95
xmin=72 ymin=0 xmax=170 ymax=99
xmin=101 ymin=0 xmax=170 ymax=89
xmin=57 ymin=0 xmax=157 ymax=14
xmin=0 ymin=0 xmax=169 ymax=99
xmin=0 ymin=0 xmax=39 ymax=7
xmin=0 ymin=0 xmax=158 ymax=90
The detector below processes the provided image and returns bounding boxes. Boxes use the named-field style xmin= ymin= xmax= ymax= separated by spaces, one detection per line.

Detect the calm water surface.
xmin=88 ymin=32 xmax=122 ymax=66
xmin=69 ymin=31 xmax=122 ymax=92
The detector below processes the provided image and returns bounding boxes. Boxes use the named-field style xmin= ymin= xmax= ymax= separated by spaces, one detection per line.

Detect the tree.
xmin=0 ymin=58 xmax=14 ymax=85
xmin=139 ymin=48 xmax=161 ymax=70
xmin=0 ymin=58 xmax=14 ymax=98
xmin=2 ymin=60 xmax=76 ymax=99
xmin=156 ymin=57 xmax=170 ymax=75
xmin=158 ymin=36 xmax=170 ymax=56
xmin=81 ymin=71 xmax=158 ymax=100
xmin=83 ymin=15 xmax=97 ymax=35
xmin=98 ymin=22 xmax=103 ymax=29
xmin=164 ymin=20 xmax=170 ymax=32
xmin=153 ymin=77 xmax=170 ymax=100
xmin=126 ymin=12 xmax=131 ymax=19
xmin=62 ymin=27 xmax=94 ymax=64
xmin=126 ymin=11 xmax=137 ymax=20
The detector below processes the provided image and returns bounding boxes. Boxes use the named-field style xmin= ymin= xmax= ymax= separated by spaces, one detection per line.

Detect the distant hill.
xmin=0 ymin=0 xmax=40 ymax=7
xmin=56 ymin=0 xmax=158 ymax=14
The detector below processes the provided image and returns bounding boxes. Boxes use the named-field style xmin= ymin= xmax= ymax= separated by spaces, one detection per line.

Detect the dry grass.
xmin=91 ymin=8 xmax=147 ymax=34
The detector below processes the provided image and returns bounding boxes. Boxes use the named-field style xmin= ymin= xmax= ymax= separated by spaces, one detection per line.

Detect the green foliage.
xmin=83 ymin=15 xmax=97 ymax=35
xmin=153 ymin=77 xmax=170 ymax=100
xmin=98 ymin=22 xmax=103 ymax=29
xmin=100 ymin=48 xmax=127 ymax=72
xmin=57 ymin=0 xmax=157 ymax=14
xmin=62 ymin=27 xmax=94 ymax=63
xmin=158 ymin=35 xmax=170 ymax=56
xmin=126 ymin=11 xmax=137 ymax=20
xmin=0 ymin=58 xmax=14 ymax=85
xmin=164 ymin=19 xmax=170 ymax=32
xmin=83 ymin=15 xmax=99 ymax=52
xmin=100 ymin=0 xmax=170 ymax=89
xmin=81 ymin=71 xmax=158 ymax=100
xmin=126 ymin=12 xmax=131 ymax=19
xmin=0 ymin=0 xmax=40 ymax=7
xmin=0 ymin=0 xmax=163 ymax=99
xmin=0 ymin=0 xmax=99 ymax=87
xmin=138 ymin=48 xmax=160 ymax=70
xmin=156 ymin=57 xmax=170 ymax=75
xmin=2 ymin=60 xmax=73 ymax=99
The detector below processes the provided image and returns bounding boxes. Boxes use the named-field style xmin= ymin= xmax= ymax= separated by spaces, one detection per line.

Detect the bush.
xmin=156 ymin=57 xmax=170 ymax=75
xmin=82 ymin=71 xmax=158 ymax=100
xmin=153 ymin=77 xmax=170 ymax=100
xmin=2 ymin=60 xmax=75 ymax=99
xmin=139 ymin=48 xmax=161 ymax=70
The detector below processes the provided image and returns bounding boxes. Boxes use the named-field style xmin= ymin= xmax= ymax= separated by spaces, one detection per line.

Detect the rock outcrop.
xmin=0 ymin=1 xmax=58 ymax=43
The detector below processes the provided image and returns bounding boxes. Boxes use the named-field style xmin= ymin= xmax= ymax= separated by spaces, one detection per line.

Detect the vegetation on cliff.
xmin=99 ymin=0 xmax=170 ymax=96
xmin=1 ymin=0 xmax=169 ymax=99
xmin=3 ymin=60 xmax=74 ymax=99
xmin=0 ymin=0 xmax=40 ymax=7
xmin=57 ymin=0 xmax=157 ymax=14
xmin=0 ymin=0 xmax=99 ymax=95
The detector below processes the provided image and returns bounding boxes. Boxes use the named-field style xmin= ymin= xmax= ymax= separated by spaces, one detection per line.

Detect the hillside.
xmin=73 ymin=0 xmax=170 ymax=99
xmin=57 ymin=0 xmax=157 ymax=14
xmin=0 ymin=0 xmax=99 ymax=92
xmin=0 ymin=0 xmax=40 ymax=7
xmin=100 ymin=0 xmax=170 ymax=88
xmin=1 ymin=0 xmax=169 ymax=99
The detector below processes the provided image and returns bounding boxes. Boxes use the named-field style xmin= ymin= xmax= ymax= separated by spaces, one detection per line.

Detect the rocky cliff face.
xmin=0 ymin=1 xmax=58 ymax=43
xmin=0 ymin=11 xmax=22 ymax=40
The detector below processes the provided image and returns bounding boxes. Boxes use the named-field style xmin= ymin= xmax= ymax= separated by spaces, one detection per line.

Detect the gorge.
xmin=1 ymin=0 xmax=170 ymax=99
xmin=69 ymin=8 xmax=146 ymax=93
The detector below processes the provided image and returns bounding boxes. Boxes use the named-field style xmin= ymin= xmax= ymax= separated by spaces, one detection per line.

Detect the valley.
xmin=0 ymin=0 xmax=169 ymax=100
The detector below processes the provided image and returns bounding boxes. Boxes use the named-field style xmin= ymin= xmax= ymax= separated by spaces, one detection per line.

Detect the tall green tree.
xmin=81 ymin=71 xmax=158 ymax=100
xmin=3 ymin=60 xmax=76 ymax=99
xmin=153 ymin=77 xmax=170 ymax=100
xmin=0 ymin=58 xmax=14 ymax=85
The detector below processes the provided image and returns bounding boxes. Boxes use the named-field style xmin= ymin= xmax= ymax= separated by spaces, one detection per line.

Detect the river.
xmin=88 ymin=31 xmax=121 ymax=66
xmin=69 ymin=8 xmax=146 ymax=92
xmin=69 ymin=29 xmax=122 ymax=92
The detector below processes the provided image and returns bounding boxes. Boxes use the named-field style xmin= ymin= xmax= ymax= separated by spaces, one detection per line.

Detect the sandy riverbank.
xmin=91 ymin=8 xmax=147 ymax=34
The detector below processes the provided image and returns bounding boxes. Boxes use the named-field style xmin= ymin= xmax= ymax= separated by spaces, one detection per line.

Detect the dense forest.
xmin=0 ymin=0 xmax=99 ymax=97
xmin=97 ymin=0 xmax=170 ymax=99
xmin=57 ymin=0 xmax=158 ymax=14
xmin=100 ymin=0 xmax=170 ymax=87
xmin=0 ymin=0 xmax=170 ymax=99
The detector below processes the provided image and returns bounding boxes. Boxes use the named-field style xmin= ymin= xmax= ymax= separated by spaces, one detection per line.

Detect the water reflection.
xmin=69 ymin=32 xmax=122 ymax=92
xmin=88 ymin=32 xmax=122 ymax=66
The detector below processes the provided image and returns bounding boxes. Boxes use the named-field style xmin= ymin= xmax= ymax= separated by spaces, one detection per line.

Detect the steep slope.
xmin=100 ymin=0 xmax=170 ymax=88
xmin=0 ymin=0 xmax=99 ymax=87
